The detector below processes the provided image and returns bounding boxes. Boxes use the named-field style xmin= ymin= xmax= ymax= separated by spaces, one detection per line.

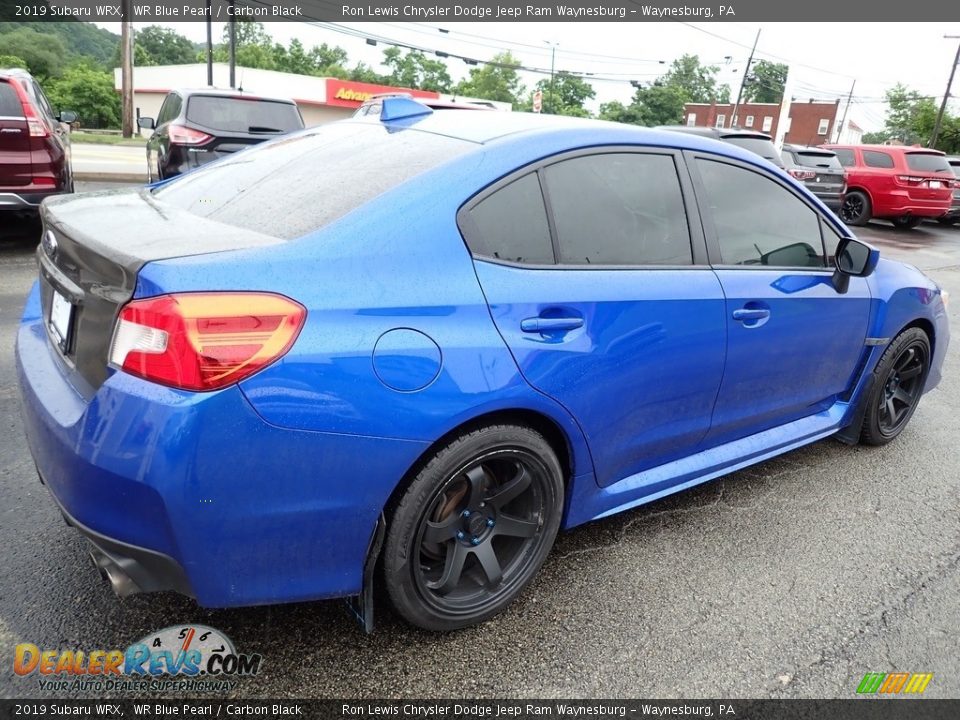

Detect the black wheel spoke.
xmin=428 ymin=542 xmax=469 ymax=595
xmin=494 ymin=513 xmax=538 ymax=539
xmin=899 ymin=364 xmax=923 ymax=381
xmin=884 ymin=397 xmax=896 ymax=423
xmin=463 ymin=465 xmax=488 ymax=511
xmin=894 ymin=348 xmax=915 ymax=371
xmin=423 ymin=515 xmax=460 ymax=544
xmin=487 ymin=464 xmax=531 ymax=510
xmin=472 ymin=542 xmax=503 ymax=588
xmin=894 ymin=387 xmax=914 ymax=406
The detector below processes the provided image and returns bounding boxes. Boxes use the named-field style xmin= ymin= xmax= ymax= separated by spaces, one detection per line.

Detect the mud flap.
xmin=345 ymin=513 xmax=385 ymax=634
xmin=835 ymin=374 xmax=876 ymax=445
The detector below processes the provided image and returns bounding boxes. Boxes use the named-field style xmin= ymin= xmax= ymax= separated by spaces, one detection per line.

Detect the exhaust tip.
xmin=88 ymin=546 xmax=140 ymax=598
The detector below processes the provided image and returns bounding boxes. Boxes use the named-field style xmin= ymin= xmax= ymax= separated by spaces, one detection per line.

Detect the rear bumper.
xmin=16 ymin=282 xmax=428 ymax=607
xmin=0 ymin=190 xmax=65 ymax=209
xmin=874 ymin=190 xmax=951 ymax=219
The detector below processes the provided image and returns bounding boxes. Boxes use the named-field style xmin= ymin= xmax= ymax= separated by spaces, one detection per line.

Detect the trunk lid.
xmin=0 ymin=78 xmax=31 ymax=187
xmin=37 ymin=188 xmax=286 ymax=395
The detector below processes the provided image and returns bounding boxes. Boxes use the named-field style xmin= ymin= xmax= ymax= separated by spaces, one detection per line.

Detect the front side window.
xmin=543 ymin=153 xmax=692 ymax=266
xmin=863 ymin=150 xmax=894 ymax=169
xmin=833 ymin=148 xmax=856 ymax=167
xmin=463 ymin=173 xmax=554 ymax=264
xmin=696 ymin=158 xmax=825 ymax=268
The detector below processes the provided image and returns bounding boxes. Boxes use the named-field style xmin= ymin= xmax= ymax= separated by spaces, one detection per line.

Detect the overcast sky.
xmin=94 ymin=21 xmax=960 ymax=131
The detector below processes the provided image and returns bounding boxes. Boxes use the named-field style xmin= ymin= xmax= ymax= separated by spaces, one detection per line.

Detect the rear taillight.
xmin=896 ymin=175 xmax=925 ymax=185
xmin=9 ymin=79 xmax=48 ymax=138
xmin=109 ymin=293 xmax=306 ymax=392
xmin=168 ymin=124 xmax=213 ymax=145
xmin=788 ymin=168 xmax=816 ymax=180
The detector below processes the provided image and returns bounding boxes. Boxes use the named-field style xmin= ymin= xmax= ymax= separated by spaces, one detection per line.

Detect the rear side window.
xmin=833 ymin=148 xmax=855 ymax=167
xmin=863 ymin=150 xmax=894 ymax=169
xmin=696 ymin=158 xmax=825 ymax=268
xmin=0 ymin=81 xmax=23 ymax=116
xmin=905 ymin=153 xmax=951 ymax=173
xmin=186 ymin=96 xmax=303 ymax=133
xmin=155 ymin=122 xmax=473 ymax=239
xmin=157 ymin=93 xmax=182 ymax=124
xmin=544 ymin=153 xmax=692 ymax=265
xmin=464 ymin=174 xmax=554 ymax=264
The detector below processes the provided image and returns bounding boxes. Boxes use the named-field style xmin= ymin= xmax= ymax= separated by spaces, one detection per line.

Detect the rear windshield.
xmin=154 ymin=122 xmax=474 ymax=239
xmin=905 ymin=152 xmax=951 ymax=173
xmin=186 ymin=95 xmax=303 ymax=134
xmin=724 ymin=137 xmax=784 ymax=167
xmin=0 ymin=80 xmax=23 ymax=116
xmin=795 ymin=151 xmax=843 ymax=170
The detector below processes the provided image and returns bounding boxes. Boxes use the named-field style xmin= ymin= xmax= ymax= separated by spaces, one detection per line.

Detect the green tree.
xmin=455 ymin=52 xmax=525 ymax=105
xmin=598 ymin=100 xmax=644 ymax=125
xmin=349 ymin=62 xmax=388 ymax=84
xmin=661 ymin=54 xmax=729 ymax=103
xmin=883 ymin=84 xmax=943 ymax=146
xmin=135 ymin=25 xmax=196 ymax=66
xmin=861 ymin=131 xmax=890 ymax=144
xmin=382 ymin=47 xmax=452 ymax=92
xmin=0 ymin=54 xmax=28 ymax=69
xmin=743 ymin=60 xmax=788 ymax=103
xmin=523 ymin=71 xmax=595 ymax=117
xmin=44 ymin=62 xmax=120 ymax=128
xmin=0 ymin=29 xmax=67 ymax=79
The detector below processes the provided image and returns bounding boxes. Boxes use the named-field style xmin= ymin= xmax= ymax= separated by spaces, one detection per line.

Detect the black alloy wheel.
xmin=861 ymin=328 xmax=931 ymax=445
xmin=840 ymin=190 xmax=871 ymax=226
xmin=384 ymin=425 xmax=563 ymax=631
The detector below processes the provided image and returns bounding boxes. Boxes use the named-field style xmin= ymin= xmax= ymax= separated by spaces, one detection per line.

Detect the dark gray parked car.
xmin=658 ymin=126 xmax=784 ymax=168
xmin=941 ymin=156 xmax=959 ymax=226
xmin=781 ymin=144 xmax=846 ymax=212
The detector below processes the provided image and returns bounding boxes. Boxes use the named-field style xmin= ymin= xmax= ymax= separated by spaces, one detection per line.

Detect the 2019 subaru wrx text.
xmin=17 ymin=99 xmax=949 ymax=631
xmin=0 ymin=68 xmax=76 ymax=218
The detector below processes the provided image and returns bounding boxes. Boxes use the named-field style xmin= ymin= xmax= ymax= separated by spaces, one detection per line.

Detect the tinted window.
xmin=544 ymin=153 xmax=692 ymax=266
xmin=905 ymin=152 xmax=951 ymax=173
xmin=186 ymin=96 xmax=303 ymax=133
xmin=724 ymin=136 xmax=783 ymax=167
xmin=863 ymin=150 xmax=894 ymax=169
xmin=0 ymin=80 xmax=22 ymax=116
xmin=949 ymin=160 xmax=960 ymax=178
xmin=465 ymin=174 xmax=553 ymax=264
xmin=796 ymin=151 xmax=843 ymax=170
xmin=834 ymin=148 xmax=855 ymax=167
xmin=697 ymin=158 xmax=825 ymax=268
xmin=156 ymin=122 xmax=472 ymax=239
xmin=157 ymin=94 xmax=181 ymax=124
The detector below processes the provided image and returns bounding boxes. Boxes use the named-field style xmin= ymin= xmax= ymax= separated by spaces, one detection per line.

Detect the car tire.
xmin=860 ymin=327 xmax=931 ymax=446
xmin=892 ymin=216 xmax=923 ymax=229
xmin=840 ymin=190 xmax=871 ymax=226
xmin=383 ymin=424 xmax=564 ymax=631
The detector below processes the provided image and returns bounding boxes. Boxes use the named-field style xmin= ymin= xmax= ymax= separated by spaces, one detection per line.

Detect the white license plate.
xmin=929 ymin=181 xmax=942 ymax=189
xmin=49 ymin=290 xmax=74 ymax=348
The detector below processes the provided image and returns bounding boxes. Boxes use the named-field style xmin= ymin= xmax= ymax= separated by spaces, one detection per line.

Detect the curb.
xmin=74 ymin=172 xmax=147 ymax=183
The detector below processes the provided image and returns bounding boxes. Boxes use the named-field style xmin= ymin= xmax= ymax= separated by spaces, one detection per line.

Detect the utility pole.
xmin=545 ymin=41 xmax=558 ymax=114
xmin=834 ymin=79 xmax=856 ymax=143
xmin=120 ymin=0 xmax=134 ymax=138
xmin=732 ymin=29 xmax=760 ymax=129
xmin=205 ymin=1 xmax=213 ymax=86
xmin=930 ymin=35 xmax=960 ymax=149
xmin=228 ymin=1 xmax=237 ymax=90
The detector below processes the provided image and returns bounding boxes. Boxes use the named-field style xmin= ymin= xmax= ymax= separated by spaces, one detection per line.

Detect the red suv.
xmin=824 ymin=144 xmax=954 ymax=228
xmin=0 ymin=68 xmax=75 ymax=219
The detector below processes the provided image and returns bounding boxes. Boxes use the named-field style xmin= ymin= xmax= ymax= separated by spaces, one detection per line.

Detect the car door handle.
xmin=732 ymin=308 xmax=771 ymax=322
xmin=521 ymin=317 xmax=584 ymax=333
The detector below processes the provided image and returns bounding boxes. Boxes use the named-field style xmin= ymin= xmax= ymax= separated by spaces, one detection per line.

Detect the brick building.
xmin=682 ymin=99 xmax=842 ymax=145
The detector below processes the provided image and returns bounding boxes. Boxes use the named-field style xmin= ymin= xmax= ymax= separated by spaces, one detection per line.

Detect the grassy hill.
xmin=0 ymin=20 xmax=120 ymax=68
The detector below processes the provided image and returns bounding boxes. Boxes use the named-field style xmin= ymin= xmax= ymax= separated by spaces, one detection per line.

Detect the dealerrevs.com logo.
xmin=14 ymin=625 xmax=262 ymax=693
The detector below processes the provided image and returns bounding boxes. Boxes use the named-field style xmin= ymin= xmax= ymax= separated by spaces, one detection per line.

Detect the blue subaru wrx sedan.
xmin=16 ymin=98 xmax=949 ymax=631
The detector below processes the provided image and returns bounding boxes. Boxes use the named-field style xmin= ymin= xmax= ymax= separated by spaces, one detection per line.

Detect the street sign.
xmin=533 ymin=90 xmax=543 ymax=113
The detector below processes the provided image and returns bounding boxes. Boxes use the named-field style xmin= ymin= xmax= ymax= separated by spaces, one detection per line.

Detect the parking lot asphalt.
xmin=1 ymin=184 xmax=958 ymax=699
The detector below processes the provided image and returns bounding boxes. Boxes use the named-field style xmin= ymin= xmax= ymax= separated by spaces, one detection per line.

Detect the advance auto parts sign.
xmin=13 ymin=624 xmax=262 ymax=693
xmin=325 ymin=79 xmax=440 ymax=108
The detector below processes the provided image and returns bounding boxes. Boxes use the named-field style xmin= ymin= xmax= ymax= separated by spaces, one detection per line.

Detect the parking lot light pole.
xmin=930 ymin=35 xmax=960 ymax=149
xmin=545 ymin=41 xmax=559 ymax=114
xmin=228 ymin=1 xmax=237 ymax=90
xmin=205 ymin=1 xmax=213 ymax=87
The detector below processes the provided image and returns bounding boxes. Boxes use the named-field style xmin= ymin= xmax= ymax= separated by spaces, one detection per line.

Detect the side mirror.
xmin=832 ymin=237 xmax=879 ymax=293
xmin=57 ymin=110 xmax=77 ymax=124
xmin=138 ymin=117 xmax=155 ymax=130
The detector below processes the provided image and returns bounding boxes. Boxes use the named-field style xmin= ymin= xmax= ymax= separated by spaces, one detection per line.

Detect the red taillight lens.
xmin=9 ymin=78 xmax=48 ymax=138
xmin=109 ymin=293 xmax=306 ymax=391
xmin=788 ymin=168 xmax=816 ymax=180
xmin=32 ymin=177 xmax=56 ymax=187
xmin=168 ymin=124 xmax=213 ymax=145
xmin=896 ymin=175 xmax=925 ymax=185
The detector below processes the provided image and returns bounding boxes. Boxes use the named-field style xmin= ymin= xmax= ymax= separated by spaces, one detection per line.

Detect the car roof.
xmin=0 ymin=68 xmax=32 ymax=80
xmin=168 ymin=87 xmax=297 ymax=104
xmin=824 ymin=143 xmax=946 ymax=156
xmin=656 ymin=125 xmax=774 ymax=141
